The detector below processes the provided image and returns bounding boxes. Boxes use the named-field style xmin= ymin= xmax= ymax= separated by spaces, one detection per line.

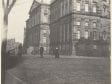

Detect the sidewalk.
xmin=5 ymin=71 xmax=26 ymax=84
xmin=23 ymin=54 xmax=109 ymax=59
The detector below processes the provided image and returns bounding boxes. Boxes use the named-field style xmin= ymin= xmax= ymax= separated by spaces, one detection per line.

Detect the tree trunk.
xmin=1 ymin=14 xmax=8 ymax=84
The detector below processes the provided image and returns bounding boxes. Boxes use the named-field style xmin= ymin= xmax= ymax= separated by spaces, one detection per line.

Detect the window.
xmin=67 ymin=24 xmax=69 ymax=41
xmin=85 ymin=3 xmax=89 ymax=12
xmin=42 ymin=30 xmax=47 ymax=37
xmin=103 ymin=4 xmax=106 ymax=12
xmin=63 ymin=25 xmax=66 ymax=42
xmin=77 ymin=30 xmax=81 ymax=39
xmin=44 ymin=47 xmax=47 ymax=51
xmin=93 ymin=4 xmax=97 ymax=13
xmin=76 ymin=21 xmax=81 ymax=25
xmin=93 ymin=31 xmax=97 ymax=40
xmin=76 ymin=2 xmax=81 ymax=11
xmin=84 ymin=31 xmax=89 ymax=39
xmin=44 ymin=9 xmax=48 ymax=15
xmin=85 ymin=22 xmax=89 ymax=26
xmin=43 ymin=37 xmax=46 ymax=44
xmin=102 ymin=31 xmax=106 ymax=40
xmin=93 ymin=22 xmax=96 ymax=28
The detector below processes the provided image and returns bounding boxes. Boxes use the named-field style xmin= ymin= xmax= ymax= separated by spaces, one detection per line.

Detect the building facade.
xmin=24 ymin=0 xmax=50 ymax=54
xmin=6 ymin=39 xmax=22 ymax=55
xmin=50 ymin=0 xmax=110 ymax=55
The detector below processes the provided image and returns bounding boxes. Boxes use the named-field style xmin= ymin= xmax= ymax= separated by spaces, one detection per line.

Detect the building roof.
xmin=29 ymin=0 xmax=50 ymax=14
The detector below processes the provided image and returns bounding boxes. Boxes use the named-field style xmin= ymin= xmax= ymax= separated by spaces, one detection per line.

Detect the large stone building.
xmin=50 ymin=0 xmax=110 ymax=55
xmin=24 ymin=0 xmax=50 ymax=54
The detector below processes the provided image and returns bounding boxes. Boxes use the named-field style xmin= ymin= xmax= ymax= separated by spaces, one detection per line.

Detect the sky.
xmin=4 ymin=0 xmax=51 ymax=43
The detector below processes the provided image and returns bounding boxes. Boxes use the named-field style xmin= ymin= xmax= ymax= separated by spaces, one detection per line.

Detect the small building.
xmin=6 ymin=39 xmax=22 ymax=56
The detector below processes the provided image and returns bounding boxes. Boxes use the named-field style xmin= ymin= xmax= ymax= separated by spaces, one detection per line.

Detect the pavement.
xmin=23 ymin=54 xmax=109 ymax=59
xmin=5 ymin=55 xmax=109 ymax=84
xmin=5 ymin=71 xmax=26 ymax=84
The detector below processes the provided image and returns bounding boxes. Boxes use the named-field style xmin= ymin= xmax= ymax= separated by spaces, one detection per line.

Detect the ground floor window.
xmin=102 ymin=31 xmax=106 ymax=40
xmin=93 ymin=31 xmax=97 ymax=40
xmin=77 ymin=30 xmax=81 ymax=39
xmin=84 ymin=31 xmax=89 ymax=39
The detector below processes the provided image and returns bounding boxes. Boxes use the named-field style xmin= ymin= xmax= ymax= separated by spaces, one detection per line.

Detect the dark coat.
xmin=55 ymin=48 xmax=59 ymax=58
xmin=40 ymin=47 xmax=44 ymax=54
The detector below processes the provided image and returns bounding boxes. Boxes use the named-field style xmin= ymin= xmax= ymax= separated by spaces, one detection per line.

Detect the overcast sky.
xmin=5 ymin=0 xmax=51 ymax=43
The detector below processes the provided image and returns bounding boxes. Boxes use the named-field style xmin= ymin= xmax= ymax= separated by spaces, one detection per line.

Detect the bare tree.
xmin=2 ymin=0 xmax=17 ymax=84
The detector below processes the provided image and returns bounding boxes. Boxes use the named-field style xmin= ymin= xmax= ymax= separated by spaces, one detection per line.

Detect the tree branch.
xmin=7 ymin=0 xmax=9 ymax=7
xmin=2 ymin=0 xmax=5 ymax=9
xmin=8 ymin=0 xmax=17 ymax=13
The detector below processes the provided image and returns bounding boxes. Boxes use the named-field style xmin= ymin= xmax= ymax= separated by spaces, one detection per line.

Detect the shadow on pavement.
xmin=6 ymin=56 xmax=23 ymax=70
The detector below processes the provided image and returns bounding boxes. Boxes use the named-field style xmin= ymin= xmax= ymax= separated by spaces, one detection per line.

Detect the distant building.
xmin=6 ymin=39 xmax=22 ymax=55
xmin=24 ymin=0 xmax=50 ymax=54
xmin=6 ymin=39 xmax=15 ymax=52
xmin=50 ymin=0 xmax=110 ymax=55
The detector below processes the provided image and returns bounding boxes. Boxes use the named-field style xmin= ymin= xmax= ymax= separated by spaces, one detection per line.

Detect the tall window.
xmin=76 ymin=21 xmax=81 ymax=25
xmin=76 ymin=2 xmax=81 ymax=11
xmin=85 ymin=22 xmax=89 ymax=26
xmin=93 ymin=4 xmax=97 ymax=13
xmin=77 ymin=30 xmax=81 ymax=39
xmin=84 ymin=31 xmax=89 ymax=39
xmin=60 ymin=26 xmax=62 ymax=42
xmin=103 ymin=4 xmax=106 ymax=12
xmin=102 ymin=31 xmax=106 ymax=40
xmin=93 ymin=22 xmax=97 ymax=28
xmin=42 ymin=37 xmax=46 ymax=44
xmin=67 ymin=24 xmax=69 ymax=41
xmin=63 ymin=25 xmax=66 ymax=42
xmin=93 ymin=31 xmax=97 ymax=40
xmin=85 ymin=3 xmax=89 ymax=12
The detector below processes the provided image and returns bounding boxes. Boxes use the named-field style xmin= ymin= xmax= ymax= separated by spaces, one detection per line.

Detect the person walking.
xmin=40 ymin=47 xmax=44 ymax=58
xmin=55 ymin=47 xmax=59 ymax=58
xmin=18 ymin=44 xmax=22 ymax=58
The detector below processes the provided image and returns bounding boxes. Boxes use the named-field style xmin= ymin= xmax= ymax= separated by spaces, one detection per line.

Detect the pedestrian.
xmin=40 ymin=47 xmax=44 ymax=58
xmin=18 ymin=44 xmax=22 ymax=58
xmin=55 ymin=47 xmax=59 ymax=58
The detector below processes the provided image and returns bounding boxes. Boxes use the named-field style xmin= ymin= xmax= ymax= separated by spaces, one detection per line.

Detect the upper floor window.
xmin=44 ymin=9 xmax=48 ymax=16
xmin=103 ymin=4 xmax=106 ymax=12
xmin=42 ymin=37 xmax=46 ymax=44
xmin=85 ymin=3 xmax=89 ymax=12
xmin=76 ymin=2 xmax=81 ymax=11
xmin=76 ymin=21 xmax=81 ymax=25
xmin=85 ymin=22 xmax=89 ymax=26
xmin=93 ymin=4 xmax=97 ymax=13
xmin=93 ymin=22 xmax=97 ymax=28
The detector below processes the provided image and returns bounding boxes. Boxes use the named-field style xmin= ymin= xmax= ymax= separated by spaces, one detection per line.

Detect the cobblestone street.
xmin=7 ymin=55 xmax=110 ymax=84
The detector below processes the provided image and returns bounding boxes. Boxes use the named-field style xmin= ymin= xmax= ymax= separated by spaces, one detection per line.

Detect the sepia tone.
xmin=2 ymin=0 xmax=111 ymax=84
